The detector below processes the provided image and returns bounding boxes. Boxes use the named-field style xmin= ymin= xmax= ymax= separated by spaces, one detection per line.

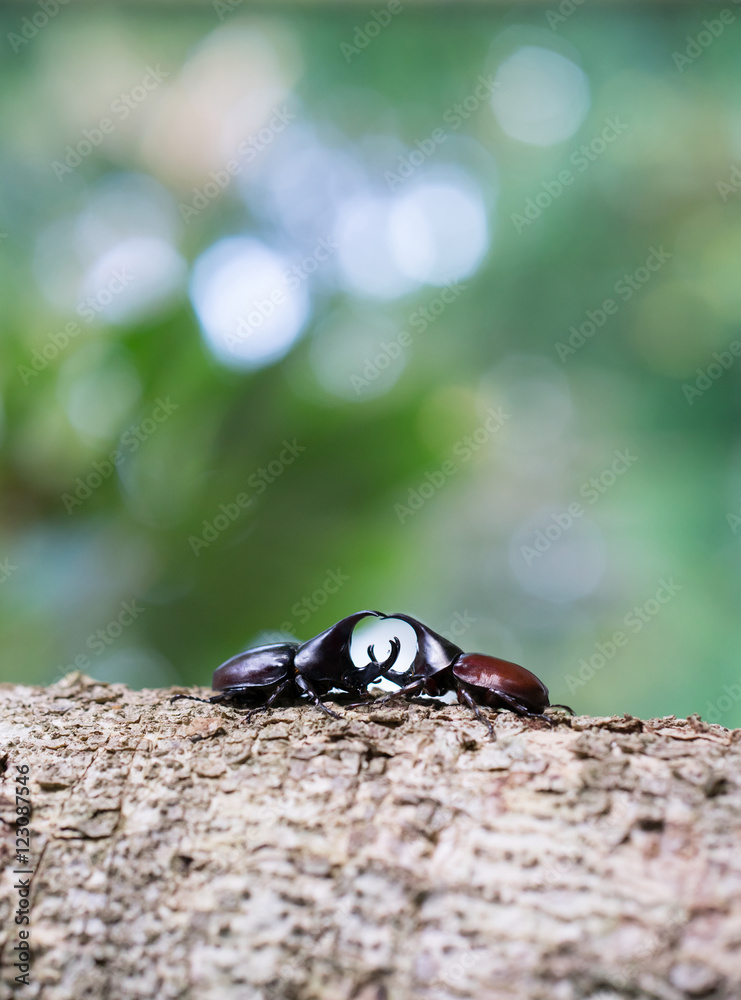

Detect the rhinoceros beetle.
xmin=369 ymin=612 xmax=573 ymax=737
xmin=171 ymin=610 xmax=401 ymax=720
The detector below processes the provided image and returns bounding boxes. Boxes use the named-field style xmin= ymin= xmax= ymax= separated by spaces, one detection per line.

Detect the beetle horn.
xmin=294 ymin=611 xmax=383 ymax=671
xmin=382 ymin=613 xmax=464 ymax=674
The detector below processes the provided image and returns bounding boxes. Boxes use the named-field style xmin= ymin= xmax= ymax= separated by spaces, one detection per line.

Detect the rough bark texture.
xmin=1 ymin=672 xmax=740 ymax=1000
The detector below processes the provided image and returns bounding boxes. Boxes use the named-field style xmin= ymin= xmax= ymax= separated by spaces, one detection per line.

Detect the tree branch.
xmin=1 ymin=672 xmax=740 ymax=1000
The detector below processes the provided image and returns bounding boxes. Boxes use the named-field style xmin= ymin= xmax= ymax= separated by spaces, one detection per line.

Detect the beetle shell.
xmin=212 ymin=643 xmax=298 ymax=692
xmin=452 ymin=653 xmax=550 ymax=714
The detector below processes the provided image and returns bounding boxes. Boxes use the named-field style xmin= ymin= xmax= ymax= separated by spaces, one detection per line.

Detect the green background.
xmin=1 ymin=3 xmax=740 ymax=726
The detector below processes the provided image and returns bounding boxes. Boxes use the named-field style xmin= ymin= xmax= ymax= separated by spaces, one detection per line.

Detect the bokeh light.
xmin=34 ymin=173 xmax=186 ymax=323
xmin=509 ymin=509 xmax=607 ymax=604
xmin=491 ymin=46 xmax=590 ymax=146
xmin=2 ymin=5 xmax=741 ymax=732
xmin=190 ymin=237 xmax=310 ymax=369
xmin=389 ymin=177 xmax=489 ymax=285
xmin=335 ymin=194 xmax=420 ymax=300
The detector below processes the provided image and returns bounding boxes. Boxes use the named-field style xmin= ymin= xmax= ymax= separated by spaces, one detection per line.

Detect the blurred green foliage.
xmin=1 ymin=3 xmax=740 ymax=727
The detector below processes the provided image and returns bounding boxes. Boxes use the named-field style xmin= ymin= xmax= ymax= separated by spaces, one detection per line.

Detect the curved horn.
xmin=294 ymin=611 xmax=383 ymax=678
xmin=382 ymin=612 xmax=463 ymax=678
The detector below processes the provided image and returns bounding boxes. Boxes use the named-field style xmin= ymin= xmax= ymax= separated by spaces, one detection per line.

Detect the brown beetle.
xmin=372 ymin=612 xmax=573 ymax=737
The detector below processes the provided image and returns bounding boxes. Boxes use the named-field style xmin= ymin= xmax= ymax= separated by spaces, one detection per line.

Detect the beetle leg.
xmin=491 ymin=691 xmax=555 ymax=726
xmin=242 ymin=679 xmax=292 ymax=722
xmin=519 ymin=709 xmax=555 ymax=726
xmin=512 ymin=709 xmax=555 ymax=727
xmin=170 ymin=693 xmax=226 ymax=705
xmin=295 ymin=675 xmax=342 ymax=719
xmin=457 ymin=687 xmax=496 ymax=740
xmin=379 ymin=667 xmax=415 ymax=686
xmin=351 ymin=676 xmax=427 ymax=708
xmin=547 ymin=703 xmax=575 ymax=715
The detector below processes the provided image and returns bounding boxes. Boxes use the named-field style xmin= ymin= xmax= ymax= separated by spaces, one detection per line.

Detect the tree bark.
xmin=1 ymin=672 xmax=740 ymax=1000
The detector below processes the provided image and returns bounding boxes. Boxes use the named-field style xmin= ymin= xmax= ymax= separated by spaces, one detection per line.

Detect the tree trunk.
xmin=1 ymin=672 xmax=740 ymax=1000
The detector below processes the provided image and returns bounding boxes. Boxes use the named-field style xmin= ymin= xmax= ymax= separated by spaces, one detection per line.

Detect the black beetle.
xmin=369 ymin=613 xmax=573 ymax=737
xmin=170 ymin=611 xmax=401 ymax=720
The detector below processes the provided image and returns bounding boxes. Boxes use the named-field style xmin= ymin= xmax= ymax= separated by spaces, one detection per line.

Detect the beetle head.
xmin=294 ymin=610 xmax=384 ymax=683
